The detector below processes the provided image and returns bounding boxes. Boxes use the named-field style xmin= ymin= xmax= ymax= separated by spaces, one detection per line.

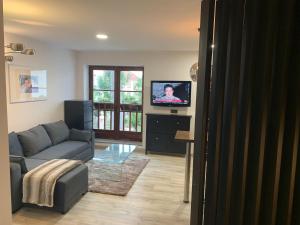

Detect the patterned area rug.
xmin=86 ymin=150 xmax=149 ymax=196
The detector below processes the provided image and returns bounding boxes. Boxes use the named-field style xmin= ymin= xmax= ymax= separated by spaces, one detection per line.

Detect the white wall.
xmin=75 ymin=51 xmax=198 ymax=146
xmin=0 ymin=1 xmax=13 ymax=223
xmin=4 ymin=33 xmax=77 ymax=132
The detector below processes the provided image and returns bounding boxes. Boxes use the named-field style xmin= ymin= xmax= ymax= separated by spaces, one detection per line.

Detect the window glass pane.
xmin=99 ymin=111 xmax=104 ymax=129
xmin=130 ymin=112 xmax=137 ymax=132
xmin=111 ymin=111 xmax=114 ymax=130
xmin=119 ymin=112 xmax=124 ymax=131
xmin=105 ymin=111 xmax=111 ymax=130
xmin=92 ymin=68 xmax=143 ymax=134
xmin=93 ymin=109 xmax=99 ymax=129
xmin=120 ymin=71 xmax=143 ymax=91
xmin=120 ymin=91 xmax=142 ymax=105
xmin=93 ymin=91 xmax=114 ymax=103
xmin=124 ymin=112 xmax=130 ymax=131
xmin=137 ymin=112 xmax=142 ymax=132
xmin=93 ymin=70 xmax=114 ymax=90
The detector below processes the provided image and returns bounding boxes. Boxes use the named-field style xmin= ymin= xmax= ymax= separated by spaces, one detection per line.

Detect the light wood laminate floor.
xmin=12 ymin=150 xmax=191 ymax=225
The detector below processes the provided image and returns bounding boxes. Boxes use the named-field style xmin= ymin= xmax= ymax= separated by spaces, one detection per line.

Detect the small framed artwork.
xmin=8 ymin=65 xmax=47 ymax=103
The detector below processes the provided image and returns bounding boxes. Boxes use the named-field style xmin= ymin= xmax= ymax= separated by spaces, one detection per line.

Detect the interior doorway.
xmin=89 ymin=66 xmax=144 ymax=142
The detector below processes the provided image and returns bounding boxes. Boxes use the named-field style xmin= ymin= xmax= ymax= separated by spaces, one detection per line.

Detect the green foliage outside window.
xmin=120 ymin=71 xmax=143 ymax=91
xmin=121 ymin=92 xmax=142 ymax=105
xmin=93 ymin=91 xmax=114 ymax=103
xmin=92 ymin=69 xmax=143 ymax=132
xmin=93 ymin=71 xmax=114 ymax=90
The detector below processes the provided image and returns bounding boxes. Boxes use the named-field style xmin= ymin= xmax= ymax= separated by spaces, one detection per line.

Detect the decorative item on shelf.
xmin=8 ymin=65 xmax=47 ymax=103
xmin=190 ymin=62 xmax=198 ymax=82
xmin=4 ymin=43 xmax=35 ymax=62
xmin=170 ymin=109 xmax=178 ymax=114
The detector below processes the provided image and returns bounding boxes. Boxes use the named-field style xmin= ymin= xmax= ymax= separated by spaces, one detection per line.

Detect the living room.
xmin=2 ymin=1 xmax=299 ymax=225
xmin=1 ymin=1 xmax=200 ymax=225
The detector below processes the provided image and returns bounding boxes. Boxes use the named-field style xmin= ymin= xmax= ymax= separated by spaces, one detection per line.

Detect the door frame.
xmin=89 ymin=65 xmax=144 ymax=142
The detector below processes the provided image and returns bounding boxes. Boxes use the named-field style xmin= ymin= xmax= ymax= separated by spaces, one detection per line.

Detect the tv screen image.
xmin=151 ymin=81 xmax=191 ymax=107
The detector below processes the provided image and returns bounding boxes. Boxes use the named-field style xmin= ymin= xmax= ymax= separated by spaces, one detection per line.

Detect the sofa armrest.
xmin=10 ymin=162 xmax=23 ymax=212
xmin=9 ymin=155 xmax=28 ymax=174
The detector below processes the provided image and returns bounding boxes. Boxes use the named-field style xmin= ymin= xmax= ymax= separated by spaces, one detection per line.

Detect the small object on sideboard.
xmin=64 ymin=100 xmax=93 ymax=130
xmin=170 ymin=109 xmax=178 ymax=114
xmin=145 ymin=113 xmax=192 ymax=155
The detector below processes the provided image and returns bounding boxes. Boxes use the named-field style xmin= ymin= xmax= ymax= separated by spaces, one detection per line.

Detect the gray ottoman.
xmin=53 ymin=164 xmax=88 ymax=213
xmin=23 ymin=160 xmax=88 ymax=214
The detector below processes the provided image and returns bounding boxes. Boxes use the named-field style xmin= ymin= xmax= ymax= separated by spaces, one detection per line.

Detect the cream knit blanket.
xmin=23 ymin=159 xmax=82 ymax=207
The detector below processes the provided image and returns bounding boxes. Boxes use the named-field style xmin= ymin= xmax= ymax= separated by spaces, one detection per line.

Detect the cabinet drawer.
xmin=147 ymin=117 xmax=171 ymax=133
xmin=146 ymin=114 xmax=191 ymax=155
xmin=173 ymin=117 xmax=190 ymax=131
xmin=147 ymin=116 xmax=190 ymax=133
xmin=146 ymin=133 xmax=186 ymax=154
xmin=146 ymin=133 xmax=169 ymax=152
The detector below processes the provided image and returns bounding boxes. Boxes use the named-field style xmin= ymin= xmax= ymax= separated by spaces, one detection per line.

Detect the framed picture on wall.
xmin=8 ymin=65 xmax=47 ymax=103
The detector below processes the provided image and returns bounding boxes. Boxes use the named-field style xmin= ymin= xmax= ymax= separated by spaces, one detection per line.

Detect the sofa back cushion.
xmin=43 ymin=120 xmax=70 ymax=145
xmin=8 ymin=132 xmax=24 ymax=156
xmin=18 ymin=125 xmax=52 ymax=157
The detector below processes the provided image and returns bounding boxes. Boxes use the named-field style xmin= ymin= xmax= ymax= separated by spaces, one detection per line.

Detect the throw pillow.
xmin=69 ymin=129 xmax=92 ymax=142
xmin=43 ymin=120 xmax=70 ymax=145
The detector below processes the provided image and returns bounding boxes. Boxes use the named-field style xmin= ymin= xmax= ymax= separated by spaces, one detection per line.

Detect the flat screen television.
xmin=151 ymin=80 xmax=192 ymax=107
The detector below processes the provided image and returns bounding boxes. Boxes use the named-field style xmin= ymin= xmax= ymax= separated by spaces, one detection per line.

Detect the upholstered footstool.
xmin=52 ymin=164 xmax=88 ymax=214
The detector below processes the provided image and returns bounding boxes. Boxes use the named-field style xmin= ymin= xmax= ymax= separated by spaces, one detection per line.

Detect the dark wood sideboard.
xmin=145 ymin=113 xmax=192 ymax=155
xmin=64 ymin=100 xmax=93 ymax=130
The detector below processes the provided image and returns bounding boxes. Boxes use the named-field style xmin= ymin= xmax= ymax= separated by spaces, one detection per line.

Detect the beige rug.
xmin=86 ymin=150 xmax=149 ymax=196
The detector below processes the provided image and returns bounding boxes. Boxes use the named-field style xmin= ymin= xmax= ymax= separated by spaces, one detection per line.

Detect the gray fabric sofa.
xmin=9 ymin=121 xmax=94 ymax=213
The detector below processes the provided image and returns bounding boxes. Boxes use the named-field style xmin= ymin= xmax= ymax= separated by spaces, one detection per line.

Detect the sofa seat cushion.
xmin=24 ymin=158 xmax=47 ymax=171
xmin=43 ymin=121 xmax=70 ymax=145
xmin=29 ymin=141 xmax=90 ymax=160
xmin=18 ymin=126 xmax=52 ymax=157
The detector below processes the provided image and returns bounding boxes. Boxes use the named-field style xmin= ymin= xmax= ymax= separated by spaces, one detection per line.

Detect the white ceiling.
xmin=3 ymin=0 xmax=200 ymax=51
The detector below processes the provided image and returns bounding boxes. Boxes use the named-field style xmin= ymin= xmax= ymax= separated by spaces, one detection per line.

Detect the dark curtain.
xmin=191 ymin=0 xmax=300 ymax=225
